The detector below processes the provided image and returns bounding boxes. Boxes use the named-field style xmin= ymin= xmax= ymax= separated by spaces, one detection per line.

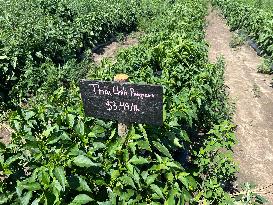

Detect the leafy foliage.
xmin=212 ymin=0 xmax=273 ymax=73
xmin=230 ymin=33 xmax=245 ymax=48
xmin=0 ymin=0 xmax=255 ymax=204
xmin=237 ymin=0 xmax=273 ymax=11
xmin=0 ymin=0 xmax=157 ymax=107
xmin=257 ymin=58 xmax=273 ymax=74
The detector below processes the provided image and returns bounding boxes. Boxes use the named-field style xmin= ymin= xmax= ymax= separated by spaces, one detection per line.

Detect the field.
xmin=212 ymin=0 xmax=273 ymax=73
xmin=237 ymin=0 xmax=273 ymax=11
xmin=0 ymin=0 xmax=272 ymax=204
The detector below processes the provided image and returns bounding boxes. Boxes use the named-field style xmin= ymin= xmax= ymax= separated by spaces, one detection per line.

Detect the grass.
xmin=257 ymin=58 xmax=272 ymax=74
xmin=238 ymin=0 xmax=273 ymax=11
xmin=252 ymin=83 xmax=261 ymax=98
xmin=229 ymin=33 xmax=245 ymax=48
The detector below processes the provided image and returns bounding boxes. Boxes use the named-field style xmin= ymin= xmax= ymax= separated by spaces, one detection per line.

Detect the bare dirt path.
xmin=92 ymin=32 xmax=140 ymax=64
xmin=205 ymin=8 xmax=273 ymax=202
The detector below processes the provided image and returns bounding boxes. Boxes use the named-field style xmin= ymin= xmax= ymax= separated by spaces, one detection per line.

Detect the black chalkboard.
xmin=79 ymin=80 xmax=163 ymax=125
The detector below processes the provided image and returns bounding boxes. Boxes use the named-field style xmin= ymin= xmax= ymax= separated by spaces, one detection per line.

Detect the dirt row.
xmin=205 ymin=8 xmax=273 ymax=203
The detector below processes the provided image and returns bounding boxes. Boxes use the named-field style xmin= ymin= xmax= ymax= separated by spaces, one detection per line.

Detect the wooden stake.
xmin=114 ymin=74 xmax=129 ymax=137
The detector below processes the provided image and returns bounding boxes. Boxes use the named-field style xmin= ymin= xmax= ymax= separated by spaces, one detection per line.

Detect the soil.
xmin=0 ymin=123 xmax=12 ymax=144
xmin=205 ymin=8 xmax=273 ymax=203
xmin=92 ymin=33 xmax=140 ymax=64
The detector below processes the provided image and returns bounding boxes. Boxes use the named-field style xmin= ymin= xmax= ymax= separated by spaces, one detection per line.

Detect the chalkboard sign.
xmin=79 ymin=80 xmax=163 ymax=125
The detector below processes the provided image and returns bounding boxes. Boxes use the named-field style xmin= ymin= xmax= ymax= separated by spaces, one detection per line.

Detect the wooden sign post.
xmin=114 ymin=74 xmax=129 ymax=137
xmin=79 ymin=75 xmax=163 ymax=137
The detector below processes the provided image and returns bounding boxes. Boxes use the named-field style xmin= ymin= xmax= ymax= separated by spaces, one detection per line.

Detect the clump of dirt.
xmin=92 ymin=32 xmax=141 ymax=64
xmin=205 ymin=8 xmax=273 ymax=203
xmin=0 ymin=123 xmax=12 ymax=144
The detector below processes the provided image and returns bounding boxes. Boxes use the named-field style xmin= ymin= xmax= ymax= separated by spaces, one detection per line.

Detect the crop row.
xmin=0 ymin=0 xmax=159 ymax=108
xmin=212 ymin=0 xmax=273 ymax=67
xmin=0 ymin=0 xmax=236 ymax=205
xmin=0 ymin=0 xmax=242 ymax=204
xmin=236 ymin=0 xmax=273 ymax=12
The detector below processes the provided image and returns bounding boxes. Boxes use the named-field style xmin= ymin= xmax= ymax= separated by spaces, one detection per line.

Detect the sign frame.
xmin=79 ymin=79 xmax=163 ymax=126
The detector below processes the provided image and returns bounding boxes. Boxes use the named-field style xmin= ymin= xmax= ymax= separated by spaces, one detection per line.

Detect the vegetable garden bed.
xmin=0 ymin=0 xmax=260 ymax=204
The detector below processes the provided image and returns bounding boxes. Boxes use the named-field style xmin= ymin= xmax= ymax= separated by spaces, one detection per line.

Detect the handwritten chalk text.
xmin=106 ymin=100 xmax=140 ymax=112
xmin=89 ymin=83 xmax=156 ymax=99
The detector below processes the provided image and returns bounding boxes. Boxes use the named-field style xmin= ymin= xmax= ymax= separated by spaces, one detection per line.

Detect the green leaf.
xmin=109 ymin=128 xmax=116 ymax=140
xmin=92 ymin=142 xmax=106 ymax=151
xmin=131 ymin=134 xmax=143 ymax=140
xmin=31 ymin=197 xmax=41 ymax=205
xmin=131 ymin=169 xmax=141 ymax=188
xmin=0 ymin=142 xmax=5 ymax=150
xmin=77 ymin=176 xmax=91 ymax=192
xmin=98 ymin=201 xmax=112 ymax=205
xmin=256 ymin=194 xmax=268 ymax=204
xmin=129 ymin=156 xmax=149 ymax=165
xmin=111 ymin=170 xmax=120 ymax=181
xmin=150 ymin=163 xmax=168 ymax=171
xmin=73 ymin=155 xmax=101 ymax=168
xmin=119 ymin=175 xmax=136 ymax=189
xmin=169 ymin=119 xmax=179 ymax=127
xmin=165 ymin=191 xmax=175 ymax=205
xmin=39 ymin=168 xmax=50 ymax=185
xmin=12 ymin=120 xmax=20 ymax=132
xmin=150 ymin=184 xmax=164 ymax=199
xmin=25 ymin=111 xmax=35 ymax=120
xmin=177 ymin=172 xmax=190 ymax=189
xmin=0 ymin=56 xmax=7 ymax=60
xmin=155 ymin=153 xmax=163 ymax=163
xmin=137 ymin=140 xmax=151 ymax=151
xmin=68 ymin=145 xmax=84 ymax=156
xmin=166 ymin=172 xmax=174 ymax=182
xmin=107 ymin=138 xmax=125 ymax=156
xmin=42 ymin=126 xmax=55 ymax=137
xmin=50 ymin=180 xmax=62 ymax=203
xmin=182 ymin=188 xmax=192 ymax=201
xmin=19 ymin=191 xmax=32 ymax=205
xmin=205 ymin=190 xmax=212 ymax=198
xmin=163 ymin=105 xmax=167 ymax=122
xmin=166 ymin=161 xmax=182 ymax=169
xmin=53 ymin=167 xmax=66 ymax=190
xmin=146 ymin=174 xmax=158 ymax=186
xmin=126 ymin=162 xmax=134 ymax=174
xmin=179 ymin=130 xmax=190 ymax=142
xmin=75 ymin=121 xmax=85 ymax=136
xmin=66 ymin=114 xmax=75 ymax=127
xmin=153 ymin=141 xmax=172 ymax=158
xmin=266 ymin=44 xmax=273 ymax=52
xmin=187 ymin=176 xmax=197 ymax=190
xmin=48 ymin=131 xmax=71 ymax=144
xmin=0 ymin=193 xmax=14 ymax=204
xmin=69 ymin=194 xmax=93 ymax=205
xmin=128 ymin=142 xmax=136 ymax=155
xmin=6 ymin=154 xmax=21 ymax=165
xmin=140 ymin=171 xmax=148 ymax=182
xmin=17 ymin=182 xmax=41 ymax=196
xmin=173 ymin=137 xmax=182 ymax=148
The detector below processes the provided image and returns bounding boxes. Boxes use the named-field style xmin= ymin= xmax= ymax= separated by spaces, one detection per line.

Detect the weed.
xmin=252 ymin=83 xmax=261 ymax=98
xmin=233 ymin=182 xmax=269 ymax=204
xmin=257 ymin=58 xmax=272 ymax=74
xmin=229 ymin=33 xmax=245 ymax=48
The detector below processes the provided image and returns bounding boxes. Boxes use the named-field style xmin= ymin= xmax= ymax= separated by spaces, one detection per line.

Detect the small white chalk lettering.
xmin=90 ymin=84 xmax=155 ymax=100
xmin=105 ymin=100 xmax=140 ymax=112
